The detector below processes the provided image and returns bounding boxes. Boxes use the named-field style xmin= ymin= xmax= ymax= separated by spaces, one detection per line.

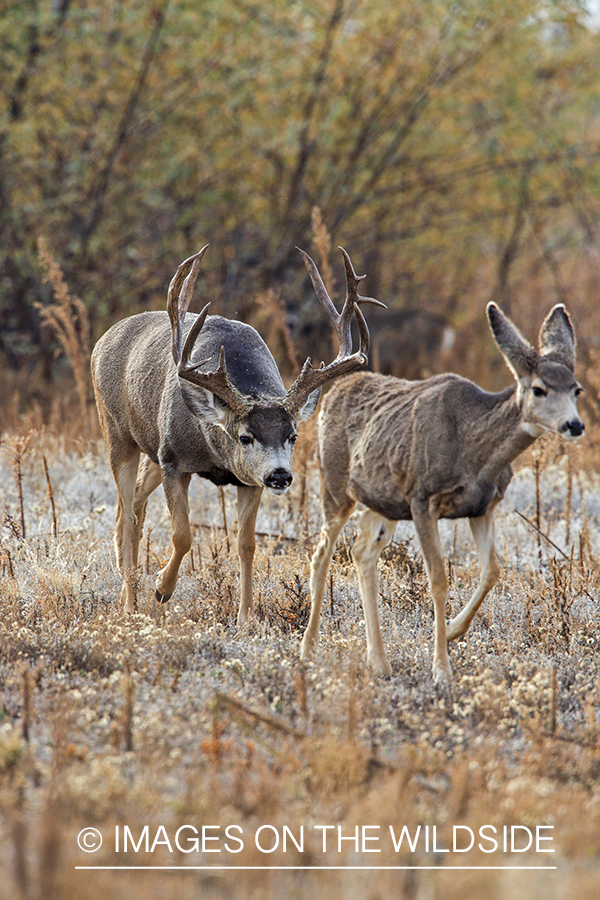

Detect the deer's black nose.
xmin=567 ymin=419 xmax=585 ymax=437
xmin=264 ymin=468 xmax=293 ymax=491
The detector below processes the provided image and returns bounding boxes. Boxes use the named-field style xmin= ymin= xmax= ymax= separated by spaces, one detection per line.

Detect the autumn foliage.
xmin=1 ymin=0 xmax=599 ymax=419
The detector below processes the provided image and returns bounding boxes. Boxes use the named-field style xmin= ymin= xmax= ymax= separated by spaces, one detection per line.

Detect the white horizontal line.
xmin=75 ymin=865 xmax=558 ymax=871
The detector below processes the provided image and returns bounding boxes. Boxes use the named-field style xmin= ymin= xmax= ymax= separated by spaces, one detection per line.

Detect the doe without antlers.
xmin=91 ymin=245 xmax=382 ymax=623
xmin=301 ymin=301 xmax=584 ymax=688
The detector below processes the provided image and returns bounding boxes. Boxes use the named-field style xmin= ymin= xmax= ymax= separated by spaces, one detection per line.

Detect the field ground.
xmin=0 ymin=428 xmax=599 ymax=899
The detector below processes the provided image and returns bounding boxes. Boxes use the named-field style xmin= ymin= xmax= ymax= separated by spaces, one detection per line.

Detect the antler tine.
xmin=354 ymin=303 xmax=371 ymax=358
xmin=178 ymin=309 xmax=253 ymax=419
xmin=284 ymin=247 xmax=382 ymax=414
xmin=179 ymin=302 xmax=212 ymax=371
xmin=338 ymin=246 xmax=385 ymax=359
xmin=168 ymin=247 xmax=253 ymax=418
xmin=338 ymin=246 xmax=384 ymax=311
xmin=179 ymin=344 xmax=254 ymax=419
xmin=296 ymin=247 xmax=341 ymax=324
xmin=168 ymin=245 xmax=209 ymax=364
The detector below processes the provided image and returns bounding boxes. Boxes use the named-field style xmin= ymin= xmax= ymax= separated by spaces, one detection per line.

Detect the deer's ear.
xmin=298 ymin=387 xmax=321 ymax=421
xmin=178 ymin=380 xmax=227 ymax=425
xmin=538 ymin=304 xmax=575 ymax=372
xmin=487 ymin=302 xmax=538 ymax=379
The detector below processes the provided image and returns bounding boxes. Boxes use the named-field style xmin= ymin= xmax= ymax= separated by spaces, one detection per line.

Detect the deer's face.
xmin=224 ymin=404 xmax=299 ymax=493
xmin=520 ymin=361 xmax=584 ymax=441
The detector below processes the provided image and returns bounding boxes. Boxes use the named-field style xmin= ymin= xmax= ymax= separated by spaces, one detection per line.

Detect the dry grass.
xmin=252 ymin=288 xmax=301 ymax=379
xmin=35 ymin=238 xmax=94 ymax=440
xmin=0 ymin=226 xmax=597 ymax=898
xmin=0 ymin=421 xmax=598 ymax=900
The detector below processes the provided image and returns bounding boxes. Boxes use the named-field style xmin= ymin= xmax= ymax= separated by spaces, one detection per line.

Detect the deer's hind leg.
xmin=446 ymin=508 xmax=499 ymax=641
xmin=300 ymin=497 xmax=355 ymax=662
xmin=351 ymin=509 xmax=397 ymax=676
xmin=111 ymin=445 xmax=141 ymax=614
xmin=132 ymin=456 xmax=163 ymax=571
xmin=94 ymin=398 xmax=141 ymax=613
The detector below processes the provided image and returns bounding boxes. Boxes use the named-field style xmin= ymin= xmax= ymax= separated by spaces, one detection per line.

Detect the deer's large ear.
xmin=298 ymin=387 xmax=321 ymax=421
xmin=487 ymin=303 xmax=538 ymax=379
xmin=178 ymin=380 xmax=228 ymax=426
xmin=538 ymin=304 xmax=575 ymax=372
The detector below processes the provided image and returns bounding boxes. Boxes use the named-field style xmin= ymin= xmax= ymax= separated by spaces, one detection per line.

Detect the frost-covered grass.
xmin=0 ymin=430 xmax=599 ymax=900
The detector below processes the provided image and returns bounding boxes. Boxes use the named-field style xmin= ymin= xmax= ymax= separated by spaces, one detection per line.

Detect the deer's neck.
xmin=476 ymin=386 xmax=536 ymax=480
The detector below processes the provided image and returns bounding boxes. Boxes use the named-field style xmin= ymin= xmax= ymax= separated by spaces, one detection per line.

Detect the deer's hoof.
xmin=371 ymin=657 xmax=393 ymax=678
xmin=433 ymin=668 xmax=453 ymax=689
xmin=300 ymin=637 xmax=317 ymax=662
xmin=155 ymin=589 xmax=172 ymax=604
xmin=432 ymin=665 xmax=454 ymax=708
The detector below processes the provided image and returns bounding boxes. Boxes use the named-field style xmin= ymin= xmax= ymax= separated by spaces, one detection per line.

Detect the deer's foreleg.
xmin=351 ymin=509 xmax=396 ymax=676
xmin=236 ymin=485 xmax=263 ymax=627
xmin=446 ymin=509 xmax=499 ymax=641
xmin=155 ymin=470 xmax=192 ymax=603
xmin=301 ymin=502 xmax=354 ymax=661
xmin=411 ymin=502 xmax=451 ymax=685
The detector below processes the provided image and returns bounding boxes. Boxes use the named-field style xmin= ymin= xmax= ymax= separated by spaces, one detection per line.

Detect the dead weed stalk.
xmin=36 ymin=237 xmax=93 ymax=436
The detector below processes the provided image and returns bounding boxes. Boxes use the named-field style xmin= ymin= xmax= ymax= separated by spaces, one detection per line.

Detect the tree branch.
xmin=77 ymin=1 xmax=170 ymax=252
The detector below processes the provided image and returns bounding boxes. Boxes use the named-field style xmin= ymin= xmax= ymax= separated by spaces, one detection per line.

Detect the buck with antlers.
xmin=300 ymin=302 xmax=584 ymax=686
xmin=91 ymin=245 xmax=381 ymax=622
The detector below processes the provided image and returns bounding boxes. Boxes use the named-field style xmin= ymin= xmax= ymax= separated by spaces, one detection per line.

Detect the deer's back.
xmin=317 ymin=371 xmax=517 ymax=521
xmin=91 ymin=311 xmax=287 ymax=463
xmin=93 ymin=311 xmax=285 ymax=396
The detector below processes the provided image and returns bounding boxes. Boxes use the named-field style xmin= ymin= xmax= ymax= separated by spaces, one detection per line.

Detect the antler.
xmin=284 ymin=247 xmax=385 ymax=414
xmin=168 ymin=248 xmax=254 ymax=419
xmin=168 ymin=245 xmax=209 ymax=365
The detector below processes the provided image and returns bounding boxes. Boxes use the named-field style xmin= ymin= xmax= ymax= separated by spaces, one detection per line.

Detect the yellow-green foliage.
xmin=2 ymin=0 xmax=600 ymax=415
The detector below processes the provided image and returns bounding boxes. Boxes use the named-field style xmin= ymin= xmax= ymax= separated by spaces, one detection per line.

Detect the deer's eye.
xmin=575 ymin=387 xmax=583 ymax=398
xmin=532 ymin=386 xmax=546 ymax=398
xmin=289 ymin=434 xmax=297 ymax=445
xmin=239 ymin=434 xmax=254 ymax=446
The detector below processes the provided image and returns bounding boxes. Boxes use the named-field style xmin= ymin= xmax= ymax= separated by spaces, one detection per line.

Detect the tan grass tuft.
xmin=254 ymin=288 xmax=300 ymax=375
xmin=2 ymin=432 xmax=32 ymax=539
xmin=36 ymin=237 xmax=93 ymax=436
